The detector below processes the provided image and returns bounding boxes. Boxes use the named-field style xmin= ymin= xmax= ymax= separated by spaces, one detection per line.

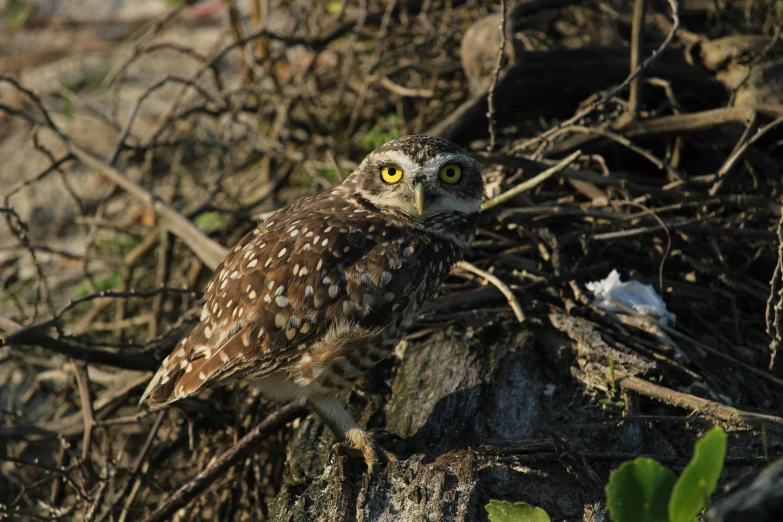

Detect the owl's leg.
xmin=306 ymin=395 xmax=394 ymax=473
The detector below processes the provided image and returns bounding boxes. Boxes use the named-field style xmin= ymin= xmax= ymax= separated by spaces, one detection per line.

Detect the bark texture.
xmin=271 ymin=319 xmax=601 ymax=521
xmin=707 ymin=456 xmax=783 ymax=522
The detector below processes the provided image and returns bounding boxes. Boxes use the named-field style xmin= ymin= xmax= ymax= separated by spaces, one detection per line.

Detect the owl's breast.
xmin=285 ymin=233 xmax=466 ymax=395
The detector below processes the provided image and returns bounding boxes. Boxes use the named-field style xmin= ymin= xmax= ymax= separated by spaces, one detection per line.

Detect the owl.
xmin=140 ymin=135 xmax=484 ymax=471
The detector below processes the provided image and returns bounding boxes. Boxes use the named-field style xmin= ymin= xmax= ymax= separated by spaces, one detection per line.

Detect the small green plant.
xmin=5 ymin=0 xmax=31 ymax=31
xmin=668 ymin=427 xmax=727 ymax=522
xmin=361 ymin=114 xmax=401 ymax=152
xmin=609 ymin=359 xmax=616 ymax=391
xmin=61 ymin=94 xmax=75 ymax=123
xmin=605 ymin=458 xmax=676 ymax=522
xmin=74 ymin=272 xmax=123 ymax=298
xmin=321 ymin=168 xmax=342 ymax=185
xmin=94 ymin=232 xmax=136 ymax=256
xmin=325 ymin=0 xmax=342 ymax=15
xmin=606 ymin=427 xmax=727 ymax=522
xmin=485 ymin=500 xmax=551 ymax=522
xmin=194 ymin=211 xmax=224 ymax=233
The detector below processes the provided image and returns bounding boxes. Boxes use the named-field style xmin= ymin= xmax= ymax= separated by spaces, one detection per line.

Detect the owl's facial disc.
xmin=354 ymin=148 xmax=483 ymax=225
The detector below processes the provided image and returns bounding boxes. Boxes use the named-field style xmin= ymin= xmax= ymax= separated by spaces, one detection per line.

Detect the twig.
xmin=118 ymin=411 xmax=166 ymax=522
xmin=225 ymin=0 xmax=255 ymax=93
xmin=0 ymin=205 xmax=58 ymax=327
xmin=623 ymin=107 xmax=783 ymax=137
xmin=104 ymin=2 xmax=190 ymax=85
xmin=568 ymin=125 xmax=683 ymax=180
xmin=140 ymin=403 xmax=306 ymax=522
xmin=108 ymin=75 xmax=224 ymax=165
xmin=709 ymin=115 xmax=783 ymax=196
xmin=0 ymin=77 xmax=228 ymax=269
xmin=3 ymin=329 xmax=158 ymax=372
xmin=72 ymin=361 xmax=97 ymax=485
xmin=1 ymin=457 xmax=87 ymax=500
xmin=4 ymin=154 xmax=74 ymax=200
xmin=766 ymin=215 xmax=783 ymax=370
xmin=727 ymin=21 xmax=783 ymax=106
xmin=148 ymin=10 xmax=375 ymax=147
xmin=512 ymin=0 xmax=680 ymax=153
xmin=481 ymin=150 xmax=581 ymax=211
xmin=376 ymin=75 xmax=434 ymax=98
xmin=707 ymin=111 xmax=759 ymax=196
xmin=456 ymin=261 xmax=524 ymax=322
xmin=589 ymin=214 xmax=707 ymax=241
xmin=2 ymin=287 xmax=201 ymax=338
xmin=66 ymin=141 xmax=229 ymax=270
xmin=84 ymin=464 xmax=115 ymax=522
xmin=614 ymin=201 xmax=672 ymax=292
xmin=57 ymin=287 xmax=201 ymax=324
xmin=0 ymin=315 xmax=23 ymax=332
xmin=615 ymin=371 xmax=783 ymax=434
xmin=628 ymin=0 xmax=646 ymax=117
xmin=486 ymin=0 xmax=508 ymax=151
xmin=44 ymin=373 xmax=152 ymax=438
xmin=657 ymin=323 xmax=783 ymax=389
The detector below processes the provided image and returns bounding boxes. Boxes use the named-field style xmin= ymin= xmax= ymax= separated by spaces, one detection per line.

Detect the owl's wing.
xmin=140 ymin=192 xmax=442 ymax=408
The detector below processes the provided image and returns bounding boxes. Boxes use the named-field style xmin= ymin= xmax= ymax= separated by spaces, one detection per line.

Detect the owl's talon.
xmin=327 ymin=442 xmax=362 ymax=464
xmin=354 ymin=430 xmax=395 ymax=473
xmin=328 ymin=432 xmax=395 ymax=473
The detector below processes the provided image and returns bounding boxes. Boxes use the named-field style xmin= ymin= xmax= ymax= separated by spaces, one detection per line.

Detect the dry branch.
xmin=140 ymin=403 xmax=306 ymax=522
xmin=66 ymin=142 xmax=228 ymax=271
xmin=512 ymin=0 xmax=681 ymax=153
xmin=3 ymin=328 xmax=158 ymax=372
xmin=481 ymin=150 xmax=581 ymax=211
xmin=616 ymin=372 xmax=783 ymax=434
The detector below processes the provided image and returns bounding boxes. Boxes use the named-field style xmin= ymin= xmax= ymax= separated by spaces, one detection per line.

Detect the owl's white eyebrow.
xmin=422 ymin=152 xmax=466 ymax=173
xmin=374 ymin=151 xmax=419 ymax=174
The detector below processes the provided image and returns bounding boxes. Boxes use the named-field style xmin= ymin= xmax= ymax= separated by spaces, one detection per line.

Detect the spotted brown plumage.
xmin=140 ymin=135 xmax=484 ymax=471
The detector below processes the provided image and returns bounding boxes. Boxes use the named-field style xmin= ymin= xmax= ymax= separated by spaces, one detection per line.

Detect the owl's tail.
xmin=138 ymin=321 xmax=244 ymax=409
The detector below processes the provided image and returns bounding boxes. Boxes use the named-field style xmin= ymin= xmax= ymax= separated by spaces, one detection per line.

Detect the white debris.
xmin=586 ymin=270 xmax=676 ymax=326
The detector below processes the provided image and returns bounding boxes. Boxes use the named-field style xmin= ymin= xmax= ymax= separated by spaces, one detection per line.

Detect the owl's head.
xmin=348 ymin=135 xmax=484 ymax=229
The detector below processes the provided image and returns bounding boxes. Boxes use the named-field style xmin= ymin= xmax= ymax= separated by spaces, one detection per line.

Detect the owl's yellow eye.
xmin=380 ymin=165 xmax=403 ymax=184
xmin=439 ymin=164 xmax=462 ymax=184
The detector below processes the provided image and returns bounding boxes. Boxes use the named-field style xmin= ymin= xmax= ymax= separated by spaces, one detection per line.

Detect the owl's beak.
xmin=414 ymin=183 xmax=425 ymax=215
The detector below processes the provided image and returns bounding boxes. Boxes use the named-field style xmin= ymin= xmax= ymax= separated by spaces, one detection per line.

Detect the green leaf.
xmin=326 ymin=0 xmax=342 ymax=15
xmin=74 ymin=273 xmax=122 ymax=298
xmin=115 ymin=232 xmax=136 ymax=249
xmin=6 ymin=0 xmax=32 ymax=31
xmin=609 ymin=359 xmax=616 ymax=391
xmin=668 ymin=427 xmax=727 ymax=522
xmin=485 ymin=500 xmax=551 ymax=522
xmin=606 ymin=457 xmax=677 ymax=522
xmin=62 ymin=95 xmax=74 ymax=123
xmin=194 ymin=211 xmax=224 ymax=232
xmin=94 ymin=273 xmax=122 ymax=292
xmin=599 ymin=398 xmax=626 ymax=409
xmin=361 ymin=114 xmax=401 ymax=152
xmin=322 ymin=168 xmax=342 ymax=185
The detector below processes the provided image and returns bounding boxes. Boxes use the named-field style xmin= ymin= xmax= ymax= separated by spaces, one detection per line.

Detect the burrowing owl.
xmin=140 ymin=135 xmax=484 ymax=471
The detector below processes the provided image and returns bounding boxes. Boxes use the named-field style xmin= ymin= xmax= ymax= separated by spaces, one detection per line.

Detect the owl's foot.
xmin=308 ymin=395 xmax=395 ymax=474
xmin=330 ymin=429 xmax=395 ymax=473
